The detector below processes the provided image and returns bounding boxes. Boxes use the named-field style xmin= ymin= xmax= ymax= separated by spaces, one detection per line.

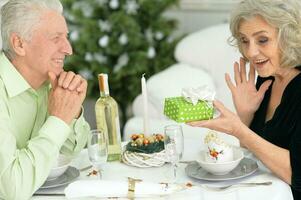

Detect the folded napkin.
xmin=64 ymin=178 xmax=189 ymax=199
xmin=182 ymin=85 xmax=215 ymax=105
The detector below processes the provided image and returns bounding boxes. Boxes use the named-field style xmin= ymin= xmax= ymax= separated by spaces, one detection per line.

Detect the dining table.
xmin=32 ymin=137 xmax=294 ymax=200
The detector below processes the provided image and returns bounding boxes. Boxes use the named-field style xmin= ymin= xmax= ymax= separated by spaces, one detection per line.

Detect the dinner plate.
xmin=185 ymin=158 xmax=258 ymax=181
xmin=40 ymin=166 xmax=80 ymax=189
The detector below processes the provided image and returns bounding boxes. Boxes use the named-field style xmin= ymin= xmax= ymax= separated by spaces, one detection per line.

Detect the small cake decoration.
xmin=204 ymin=131 xmax=233 ymax=163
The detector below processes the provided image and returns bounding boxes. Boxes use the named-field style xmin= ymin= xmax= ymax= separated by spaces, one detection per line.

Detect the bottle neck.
xmin=100 ymin=90 xmax=109 ymax=97
xmin=98 ymin=73 xmax=110 ymax=98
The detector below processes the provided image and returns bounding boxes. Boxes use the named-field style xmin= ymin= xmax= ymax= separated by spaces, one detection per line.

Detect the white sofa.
xmin=123 ymin=23 xmax=241 ymax=145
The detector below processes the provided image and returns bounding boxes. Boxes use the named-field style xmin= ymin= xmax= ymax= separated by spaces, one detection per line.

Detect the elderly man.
xmin=0 ymin=0 xmax=90 ymax=199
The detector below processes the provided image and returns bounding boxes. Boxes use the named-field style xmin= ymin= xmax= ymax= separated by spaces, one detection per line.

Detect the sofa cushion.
xmin=146 ymin=63 xmax=215 ymax=115
xmin=174 ymin=23 xmax=241 ymax=111
xmin=174 ymin=23 xmax=240 ymax=71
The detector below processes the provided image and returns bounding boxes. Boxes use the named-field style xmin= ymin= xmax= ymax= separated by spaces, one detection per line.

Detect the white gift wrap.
xmin=205 ymin=141 xmax=234 ymax=163
xmin=181 ymin=85 xmax=215 ymax=105
xmin=64 ymin=179 xmax=187 ymax=199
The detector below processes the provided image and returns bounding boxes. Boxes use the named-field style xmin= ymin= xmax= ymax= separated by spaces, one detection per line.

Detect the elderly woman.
xmin=188 ymin=0 xmax=301 ymax=198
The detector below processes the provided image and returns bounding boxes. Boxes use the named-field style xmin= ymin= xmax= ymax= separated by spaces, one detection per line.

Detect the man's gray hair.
xmin=1 ymin=0 xmax=63 ymax=59
xmin=229 ymin=0 xmax=301 ymax=68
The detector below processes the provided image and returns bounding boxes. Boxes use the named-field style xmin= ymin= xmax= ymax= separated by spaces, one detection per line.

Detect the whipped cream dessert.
xmin=204 ymin=131 xmax=233 ymax=163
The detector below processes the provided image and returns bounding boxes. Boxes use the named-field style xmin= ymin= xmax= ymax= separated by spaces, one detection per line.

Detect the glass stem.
xmin=99 ymin=170 xmax=103 ymax=179
xmin=173 ymin=163 xmax=178 ymax=182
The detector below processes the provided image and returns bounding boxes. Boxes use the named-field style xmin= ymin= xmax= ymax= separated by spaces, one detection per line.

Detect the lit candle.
xmin=141 ymin=74 xmax=149 ymax=136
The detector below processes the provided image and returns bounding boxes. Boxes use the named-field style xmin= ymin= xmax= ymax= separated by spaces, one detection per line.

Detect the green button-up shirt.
xmin=0 ymin=53 xmax=90 ymax=200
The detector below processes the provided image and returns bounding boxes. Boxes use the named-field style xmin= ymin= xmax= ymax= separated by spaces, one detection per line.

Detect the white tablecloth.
xmin=32 ymin=138 xmax=293 ymax=200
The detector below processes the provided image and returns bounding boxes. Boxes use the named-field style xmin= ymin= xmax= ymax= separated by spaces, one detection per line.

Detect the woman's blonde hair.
xmin=229 ymin=0 xmax=301 ymax=68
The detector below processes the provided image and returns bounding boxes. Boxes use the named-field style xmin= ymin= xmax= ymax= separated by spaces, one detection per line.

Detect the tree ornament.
xmin=84 ymin=52 xmax=93 ymax=62
xmin=118 ymin=33 xmax=128 ymax=45
xmin=147 ymin=47 xmax=156 ymax=59
xmin=145 ymin=28 xmax=153 ymax=42
xmin=125 ymin=0 xmax=139 ymax=15
xmin=98 ymin=35 xmax=109 ymax=47
xmin=114 ymin=53 xmax=129 ymax=72
xmin=155 ymin=31 xmax=164 ymax=40
xmin=94 ymin=53 xmax=108 ymax=64
xmin=82 ymin=4 xmax=93 ymax=17
xmin=98 ymin=20 xmax=112 ymax=32
xmin=109 ymin=0 xmax=119 ymax=9
xmin=69 ymin=30 xmax=79 ymax=41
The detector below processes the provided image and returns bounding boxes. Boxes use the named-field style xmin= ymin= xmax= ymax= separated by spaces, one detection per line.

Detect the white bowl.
xmin=198 ymin=148 xmax=244 ymax=175
xmin=47 ymin=154 xmax=72 ymax=180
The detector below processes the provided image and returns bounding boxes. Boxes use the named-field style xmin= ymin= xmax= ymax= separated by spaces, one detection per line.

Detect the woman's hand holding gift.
xmin=225 ymin=58 xmax=272 ymax=126
xmin=187 ymin=58 xmax=273 ymax=142
xmin=187 ymin=100 xmax=247 ymax=139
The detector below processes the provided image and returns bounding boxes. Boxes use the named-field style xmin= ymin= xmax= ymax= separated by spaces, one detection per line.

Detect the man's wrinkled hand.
xmin=47 ymin=71 xmax=88 ymax=124
xmin=57 ymin=71 xmax=87 ymax=93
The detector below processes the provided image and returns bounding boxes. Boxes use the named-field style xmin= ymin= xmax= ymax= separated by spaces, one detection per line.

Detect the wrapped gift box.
xmin=164 ymin=97 xmax=213 ymax=122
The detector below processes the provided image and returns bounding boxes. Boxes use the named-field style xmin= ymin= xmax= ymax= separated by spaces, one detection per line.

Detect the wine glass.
xmin=164 ymin=124 xmax=184 ymax=182
xmin=87 ymin=129 xmax=108 ymax=178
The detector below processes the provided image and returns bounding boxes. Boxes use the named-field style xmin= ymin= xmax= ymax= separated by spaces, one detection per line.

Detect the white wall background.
xmin=0 ymin=0 xmax=238 ymax=49
xmin=165 ymin=0 xmax=239 ymax=35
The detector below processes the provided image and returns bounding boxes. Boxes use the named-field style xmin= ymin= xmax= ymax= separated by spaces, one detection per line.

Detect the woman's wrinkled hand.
xmin=187 ymin=100 xmax=245 ymax=138
xmin=225 ymin=58 xmax=272 ymax=125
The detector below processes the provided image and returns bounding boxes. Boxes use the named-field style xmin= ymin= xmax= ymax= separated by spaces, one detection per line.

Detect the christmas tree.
xmin=61 ymin=0 xmax=180 ymax=125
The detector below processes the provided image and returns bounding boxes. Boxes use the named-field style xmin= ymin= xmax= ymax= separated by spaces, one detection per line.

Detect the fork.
xmin=79 ymin=165 xmax=92 ymax=172
xmin=201 ymin=181 xmax=272 ymax=191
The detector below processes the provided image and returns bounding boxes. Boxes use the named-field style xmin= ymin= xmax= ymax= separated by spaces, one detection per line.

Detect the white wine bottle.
xmin=95 ymin=73 xmax=122 ymax=161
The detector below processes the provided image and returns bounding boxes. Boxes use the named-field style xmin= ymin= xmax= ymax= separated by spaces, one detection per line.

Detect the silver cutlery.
xmin=180 ymin=160 xmax=194 ymax=164
xmin=79 ymin=165 xmax=92 ymax=172
xmin=34 ymin=193 xmax=65 ymax=196
xmin=201 ymin=181 xmax=272 ymax=191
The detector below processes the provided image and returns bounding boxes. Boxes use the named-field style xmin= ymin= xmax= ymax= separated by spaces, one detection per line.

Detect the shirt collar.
xmin=0 ymin=52 xmax=31 ymax=98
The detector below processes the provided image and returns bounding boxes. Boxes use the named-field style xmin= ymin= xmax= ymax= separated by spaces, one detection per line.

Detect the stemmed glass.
xmin=164 ymin=124 xmax=184 ymax=182
xmin=87 ymin=129 xmax=108 ymax=178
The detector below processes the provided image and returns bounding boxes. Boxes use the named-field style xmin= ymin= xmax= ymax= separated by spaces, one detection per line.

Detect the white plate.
xmin=185 ymin=158 xmax=258 ymax=181
xmin=40 ymin=166 xmax=80 ymax=189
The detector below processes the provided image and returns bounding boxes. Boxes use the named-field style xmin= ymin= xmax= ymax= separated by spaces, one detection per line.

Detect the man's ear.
xmin=10 ymin=33 xmax=26 ymax=56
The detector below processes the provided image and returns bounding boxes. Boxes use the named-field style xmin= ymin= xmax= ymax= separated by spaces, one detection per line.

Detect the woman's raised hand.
xmin=225 ymin=58 xmax=272 ymax=125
